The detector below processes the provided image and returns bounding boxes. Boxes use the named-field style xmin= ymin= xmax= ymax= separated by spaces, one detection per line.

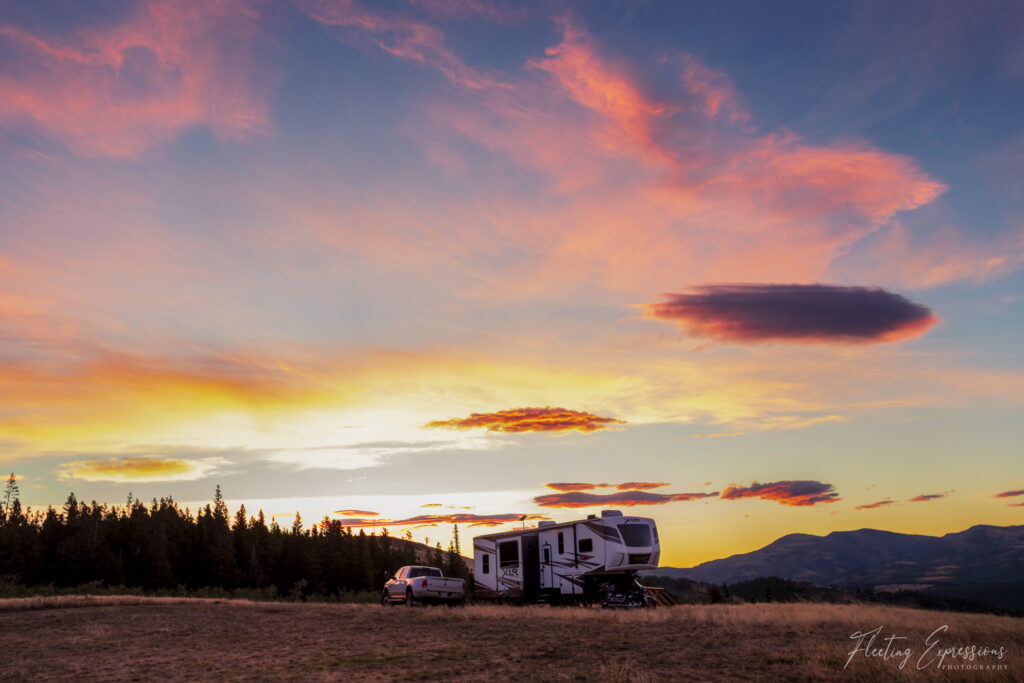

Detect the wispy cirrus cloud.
xmin=854 ymin=499 xmax=898 ymax=510
xmin=334 ymin=512 xmax=549 ymax=528
xmin=295 ymin=0 xmax=502 ymax=89
xmin=644 ymin=284 xmax=938 ymax=344
xmin=543 ymin=481 xmax=669 ymax=492
xmin=409 ymin=0 xmax=528 ymax=24
xmin=720 ymin=480 xmax=841 ymax=507
xmin=333 ymin=509 xmax=379 ymax=516
xmin=56 ymin=456 xmax=218 ymax=482
xmin=534 ymin=490 xmax=717 ymax=508
xmin=993 ymin=489 xmax=1024 ymax=499
xmin=425 ymin=407 xmax=624 ymax=433
xmin=689 ymin=431 xmax=744 ymax=439
xmin=0 ymin=0 xmax=274 ymax=158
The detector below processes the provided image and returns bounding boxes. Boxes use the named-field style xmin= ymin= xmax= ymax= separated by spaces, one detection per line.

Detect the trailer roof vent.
xmin=538 ymin=521 xmax=556 ymax=528
xmin=601 ymin=509 xmax=623 ymax=517
xmin=586 ymin=514 xmax=597 ymax=520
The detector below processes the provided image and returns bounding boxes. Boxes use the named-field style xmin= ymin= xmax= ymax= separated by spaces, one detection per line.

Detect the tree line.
xmin=0 ymin=476 xmax=469 ymax=599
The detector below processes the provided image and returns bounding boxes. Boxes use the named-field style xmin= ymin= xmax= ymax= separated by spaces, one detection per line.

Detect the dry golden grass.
xmin=0 ymin=597 xmax=1020 ymax=681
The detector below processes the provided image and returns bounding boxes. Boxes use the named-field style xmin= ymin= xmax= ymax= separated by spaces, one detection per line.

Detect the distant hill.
xmin=642 ymin=574 xmax=1006 ymax=614
xmin=387 ymin=536 xmax=472 ymax=573
xmin=653 ymin=524 xmax=1024 ymax=611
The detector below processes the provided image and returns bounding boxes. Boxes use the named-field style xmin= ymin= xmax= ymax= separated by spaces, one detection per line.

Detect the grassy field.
xmin=0 ymin=597 xmax=1021 ymax=681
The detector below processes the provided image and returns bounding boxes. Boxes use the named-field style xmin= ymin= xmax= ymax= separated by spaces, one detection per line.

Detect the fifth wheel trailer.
xmin=472 ymin=510 xmax=660 ymax=605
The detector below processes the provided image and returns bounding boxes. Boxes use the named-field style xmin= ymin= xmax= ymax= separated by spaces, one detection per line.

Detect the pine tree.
xmin=2 ymin=473 xmax=20 ymax=517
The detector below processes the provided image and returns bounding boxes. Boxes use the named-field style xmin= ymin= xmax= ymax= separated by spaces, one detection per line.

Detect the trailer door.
xmin=541 ymin=543 xmax=553 ymax=590
xmin=522 ymin=534 xmax=540 ymax=600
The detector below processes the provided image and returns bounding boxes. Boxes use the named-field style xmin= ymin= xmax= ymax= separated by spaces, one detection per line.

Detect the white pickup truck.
xmin=382 ymin=565 xmax=466 ymax=606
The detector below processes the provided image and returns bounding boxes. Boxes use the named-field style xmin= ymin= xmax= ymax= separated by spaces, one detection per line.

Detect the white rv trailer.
xmin=472 ymin=510 xmax=660 ymax=604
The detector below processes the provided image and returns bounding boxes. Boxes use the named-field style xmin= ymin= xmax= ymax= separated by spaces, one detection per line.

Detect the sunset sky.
xmin=2 ymin=0 xmax=1023 ymax=567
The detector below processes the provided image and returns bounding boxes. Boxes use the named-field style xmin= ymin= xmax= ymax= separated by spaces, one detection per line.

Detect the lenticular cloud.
xmin=644 ymin=284 xmax=938 ymax=344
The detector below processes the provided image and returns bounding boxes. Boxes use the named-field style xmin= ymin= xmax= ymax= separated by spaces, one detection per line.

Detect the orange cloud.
xmin=545 ymin=482 xmax=602 ymax=492
xmin=425 ymin=407 xmax=625 ymax=433
xmin=854 ymin=499 xmax=898 ymax=510
xmin=420 ymin=503 xmax=444 ymax=508
xmin=993 ymin=489 xmax=1024 ymax=498
xmin=334 ymin=512 xmax=549 ymax=528
xmin=534 ymin=490 xmax=717 ymax=508
xmin=614 ymin=482 xmax=669 ymax=491
xmin=0 ymin=0 xmax=274 ymax=157
xmin=56 ymin=456 xmax=217 ymax=482
xmin=333 ymin=509 xmax=379 ymax=516
xmin=720 ymin=480 xmax=841 ymax=507
xmin=0 ymin=346 xmax=339 ymax=446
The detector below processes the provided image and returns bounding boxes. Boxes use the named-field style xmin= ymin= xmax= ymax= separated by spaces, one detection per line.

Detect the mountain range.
xmin=654 ymin=524 xmax=1024 ymax=610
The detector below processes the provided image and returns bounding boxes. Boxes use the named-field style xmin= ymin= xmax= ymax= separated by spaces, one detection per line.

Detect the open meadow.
xmin=0 ymin=597 xmax=1021 ymax=681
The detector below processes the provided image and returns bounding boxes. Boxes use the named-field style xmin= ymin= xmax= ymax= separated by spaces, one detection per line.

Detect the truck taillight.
xmin=421 ymin=579 xmax=428 ymax=588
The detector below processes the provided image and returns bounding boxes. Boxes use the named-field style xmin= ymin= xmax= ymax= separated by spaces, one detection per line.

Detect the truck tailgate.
xmin=424 ymin=577 xmax=464 ymax=594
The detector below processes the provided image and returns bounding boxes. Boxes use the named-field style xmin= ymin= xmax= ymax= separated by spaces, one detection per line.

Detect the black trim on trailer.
xmin=572 ymin=523 xmax=578 ymax=596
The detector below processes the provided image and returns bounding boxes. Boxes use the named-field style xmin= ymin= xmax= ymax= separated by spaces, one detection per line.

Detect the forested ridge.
xmin=0 ymin=477 xmax=469 ymax=599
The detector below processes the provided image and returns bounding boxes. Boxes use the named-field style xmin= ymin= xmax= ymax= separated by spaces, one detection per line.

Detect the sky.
xmin=1 ymin=0 xmax=1023 ymax=567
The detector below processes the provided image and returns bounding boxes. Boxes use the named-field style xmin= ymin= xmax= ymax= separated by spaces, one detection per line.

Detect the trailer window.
xmin=499 ymin=540 xmax=519 ymax=567
xmin=557 ymin=532 xmax=564 ymax=555
xmin=578 ymin=538 xmax=593 ymax=553
xmin=618 ymin=524 xmax=652 ymax=547
xmin=482 ymin=554 xmax=490 ymax=574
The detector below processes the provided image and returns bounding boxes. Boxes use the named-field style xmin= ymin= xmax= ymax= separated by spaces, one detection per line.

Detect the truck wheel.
xmin=381 ymin=591 xmax=390 ymax=607
xmin=406 ymin=589 xmax=415 ymax=607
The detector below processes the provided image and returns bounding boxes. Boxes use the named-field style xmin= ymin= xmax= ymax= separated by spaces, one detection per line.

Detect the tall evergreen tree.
xmin=1 ymin=473 xmax=20 ymax=518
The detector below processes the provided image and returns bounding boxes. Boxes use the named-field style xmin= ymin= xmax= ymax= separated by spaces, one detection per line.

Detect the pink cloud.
xmin=0 ymin=0 xmax=275 ymax=158
xmin=830 ymin=222 xmax=1024 ymax=289
xmin=408 ymin=18 xmax=948 ymax=295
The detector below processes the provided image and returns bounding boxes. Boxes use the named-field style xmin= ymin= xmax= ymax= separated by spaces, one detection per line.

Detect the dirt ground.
xmin=0 ymin=597 xmax=1021 ymax=681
